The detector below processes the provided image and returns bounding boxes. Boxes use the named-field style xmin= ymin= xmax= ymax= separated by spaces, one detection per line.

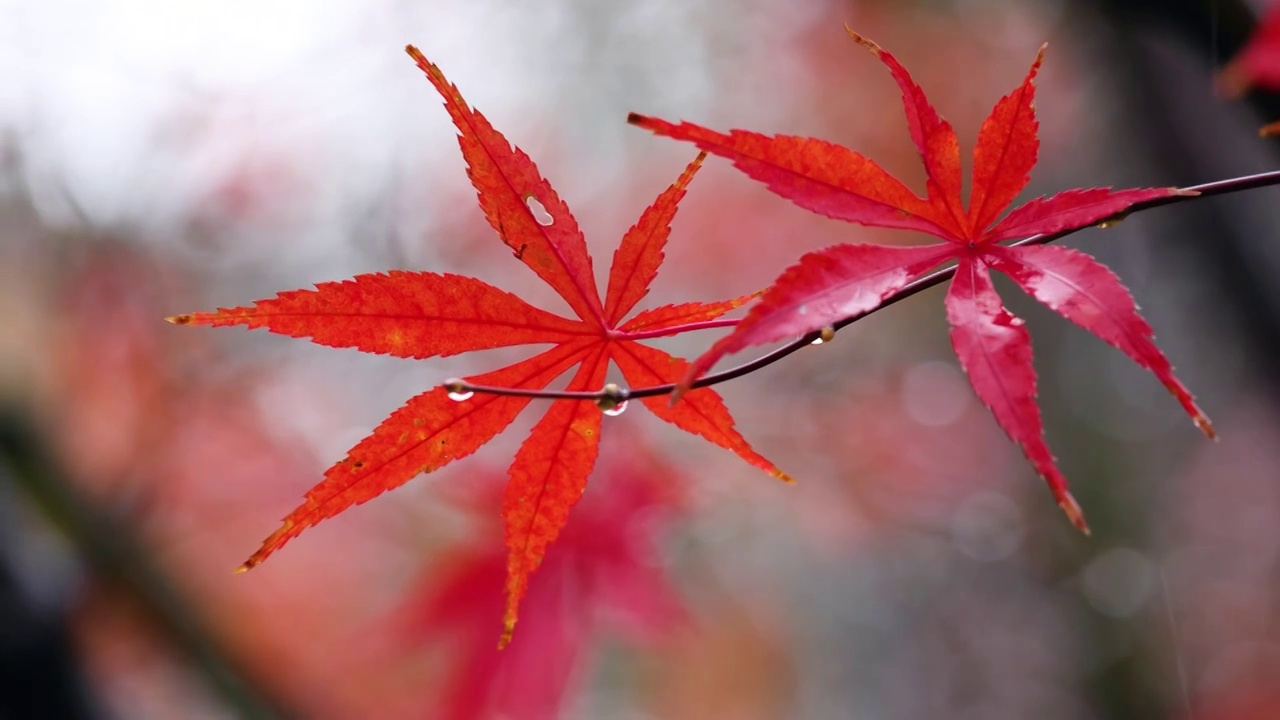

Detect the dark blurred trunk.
xmin=0 ymin=558 xmax=100 ymax=719
xmin=0 ymin=409 xmax=295 ymax=720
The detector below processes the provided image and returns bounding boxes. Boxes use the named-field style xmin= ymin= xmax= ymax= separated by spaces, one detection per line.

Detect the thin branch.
xmin=613 ymin=317 xmax=740 ymax=342
xmin=444 ymin=169 xmax=1280 ymax=402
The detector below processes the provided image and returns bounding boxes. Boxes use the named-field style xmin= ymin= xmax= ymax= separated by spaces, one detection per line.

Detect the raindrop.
xmin=443 ymin=378 xmax=473 ymax=402
xmin=809 ymin=326 xmax=836 ymax=345
xmin=596 ymin=383 xmax=629 ymax=416
xmin=526 ymin=195 xmax=553 ymax=225
xmin=1096 ymin=214 xmax=1128 ymax=229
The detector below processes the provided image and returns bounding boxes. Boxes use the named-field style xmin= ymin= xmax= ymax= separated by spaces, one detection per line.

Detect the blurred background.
xmin=3 ymin=0 xmax=1280 ymax=718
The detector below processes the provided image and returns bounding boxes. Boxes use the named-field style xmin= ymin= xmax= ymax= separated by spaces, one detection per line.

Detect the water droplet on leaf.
xmin=603 ymin=400 xmax=628 ymax=417
xmin=448 ymin=390 xmax=474 ymax=402
xmin=526 ymin=195 xmax=553 ymax=225
xmin=1096 ymin=211 xmax=1131 ymax=229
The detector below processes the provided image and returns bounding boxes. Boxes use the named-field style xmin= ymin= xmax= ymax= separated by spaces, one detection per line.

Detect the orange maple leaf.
xmin=170 ymin=45 xmax=789 ymax=647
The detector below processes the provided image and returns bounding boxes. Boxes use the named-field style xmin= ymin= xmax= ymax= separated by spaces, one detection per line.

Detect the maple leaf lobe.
xmin=405 ymin=44 xmax=606 ymax=327
xmin=604 ymin=152 xmax=706 ymax=324
xmin=968 ymin=43 xmax=1045 ymax=238
xmin=989 ymin=244 xmax=1214 ymax=440
xmin=501 ymin=348 xmax=609 ymax=648
xmin=946 ymin=257 xmax=1090 ymax=534
xmin=235 ymin=339 xmax=597 ymax=573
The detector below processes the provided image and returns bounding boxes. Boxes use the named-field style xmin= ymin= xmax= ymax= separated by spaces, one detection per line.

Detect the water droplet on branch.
xmin=443 ymin=378 xmax=474 ymax=402
xmin=810 ymin=326 xmax=836 ymax=345
xmin=1096 ymin=210 xmax=1131 ymax=229
xmin=596 ymin=383 xmax=629 ymax=416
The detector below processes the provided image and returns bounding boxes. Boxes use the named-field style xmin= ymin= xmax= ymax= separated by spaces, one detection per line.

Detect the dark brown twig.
xmin=445 ymin=169 xmax=1280 ymax=402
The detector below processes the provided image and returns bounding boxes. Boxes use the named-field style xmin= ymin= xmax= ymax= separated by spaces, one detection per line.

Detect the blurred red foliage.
xmin=393 ymin=434 xmax=688 ymax=720
xmin=1220 ymin=3 xmax=1280 ymax=97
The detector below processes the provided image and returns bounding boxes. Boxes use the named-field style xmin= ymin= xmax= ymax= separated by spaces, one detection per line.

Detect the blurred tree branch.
xmin=1046 ymin=1 xmax=1280 ymax=717
xmin=0 ymin=405 xmax=296 ymax=720
xmin=1081 ymin=0 xmax=1280 ymax=394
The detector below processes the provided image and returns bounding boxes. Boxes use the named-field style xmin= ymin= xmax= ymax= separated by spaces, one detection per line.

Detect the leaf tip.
xmin=166 ymin=314 xmax=194 ymax=325
xmin=405 ymin=44 xmax=449 ymax=87
xmin=498 ymin=614 xmax=516 ymax=650
xmin=1163 ymin=379 xmax=1214 ymax=439
xmin=627 ymin=112 xmax=651 ymax=127
xmin=1057 ymin=493 xmax=1091 ymax=536
xmin=842 ymin=25 xmax=882 ymax=55
xmin=1194 ymin=413 xmax=1218 ymax=441
xmin=1025 ymin=43 xmax=1047 ymax=87
xmin=233 ymin=562 xmax=252 ymax=574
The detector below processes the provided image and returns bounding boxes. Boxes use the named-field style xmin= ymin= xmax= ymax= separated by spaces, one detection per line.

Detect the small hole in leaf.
xmin=525 ymin=195 xmax=553 ymax=226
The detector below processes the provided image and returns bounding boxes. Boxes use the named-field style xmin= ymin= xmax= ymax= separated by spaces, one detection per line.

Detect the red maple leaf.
xmin=629 ymin=29 xmax=1213 ymax=532
xmin=169 ymin=45 xmax=788 ymax=647
xmin=1219 ymin=3 xmax=1280 ymax=135
xmin=1220 ymin=2 xmax=1280 ymax=98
